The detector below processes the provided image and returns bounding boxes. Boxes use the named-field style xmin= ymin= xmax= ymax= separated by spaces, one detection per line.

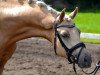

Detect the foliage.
xmin=44 ymin=0 xmax=100 ymax=11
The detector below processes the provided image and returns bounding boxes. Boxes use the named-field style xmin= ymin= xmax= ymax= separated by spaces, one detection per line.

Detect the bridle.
xmin=54 ymin=20 xmax=85 ymax=73
xmin=82 ymin=60 xmax=100 ymax=75
xmin=53 ymin=21 xmax=100 ymax=75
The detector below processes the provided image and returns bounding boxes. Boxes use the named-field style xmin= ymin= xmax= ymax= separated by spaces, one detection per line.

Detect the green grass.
xmin=72 ymin=13 xmax=100 ymax=34
xmin=81 ymin=38 xmax=100 ymax=44
xmin=74 ymin=13 xmax=100 ymax=43
xmin=66 ymin=12 xmax=100 ymax=43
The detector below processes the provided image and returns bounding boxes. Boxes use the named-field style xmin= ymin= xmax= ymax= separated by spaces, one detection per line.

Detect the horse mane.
xmin=28 ymin=0 xmax=60 ymax=17
xmin=36 ymin=0 xmax=60 ymax=16
xmin=0 ymin=0 xmax=60 ymax=17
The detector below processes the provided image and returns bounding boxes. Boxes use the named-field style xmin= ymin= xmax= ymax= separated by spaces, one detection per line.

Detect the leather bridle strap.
xmin=53 ymin=21 xmax=100 ymax=75
xmin=54 ymin=21 xmax=58 ymax=54
xmin=56 ymin=30 xmax=85 ymax=63
xmin=54 ymin=21 xmax=75 ymax=55
xmin=54 ymin=21 xmax=85 ymax=64
xmin=82 ymin=60 xmax=100 ymax=75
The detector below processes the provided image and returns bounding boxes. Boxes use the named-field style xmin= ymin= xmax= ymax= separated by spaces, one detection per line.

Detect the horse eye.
xmin=61 ymin=32 xmax=70 ymax=38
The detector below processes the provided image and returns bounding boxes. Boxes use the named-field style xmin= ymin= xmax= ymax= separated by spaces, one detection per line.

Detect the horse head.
xmin=55 ymin=8 xmax=92 ymax=68
xmin=19 ymin=0 xmax=92 ymax=69
xmin=0 ymin=1 xmax=92 ymax=73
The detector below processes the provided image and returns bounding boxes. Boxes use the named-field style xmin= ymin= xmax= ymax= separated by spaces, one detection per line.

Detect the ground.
xmin=3 ymin=38 xmax=100 ymax=75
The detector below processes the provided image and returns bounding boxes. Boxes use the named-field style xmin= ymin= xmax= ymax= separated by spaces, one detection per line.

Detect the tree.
xmin=44 ymin=0 xmax=100 ymax=11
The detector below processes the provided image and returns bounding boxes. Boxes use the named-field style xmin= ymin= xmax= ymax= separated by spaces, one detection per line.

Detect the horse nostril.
xmin=84 ymin=57 xmax=88 ymax=62
xmin=77 ymin=51 xmax=92 ymax=68
xmin=84 ymin=55 xmax=91 ymax=67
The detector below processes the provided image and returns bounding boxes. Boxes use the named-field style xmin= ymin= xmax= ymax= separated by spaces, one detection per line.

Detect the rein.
xmin=54 ymin=21 xmax=85 ymax=73
xmin=82 ymin=60 xmax=100 ymax=75
xmin=53 ymin=21 xmax=100 ymax=75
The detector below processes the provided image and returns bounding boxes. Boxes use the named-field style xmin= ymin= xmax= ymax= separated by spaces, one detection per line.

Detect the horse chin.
xmin=77 ymin=51 xmax=92 ymax=68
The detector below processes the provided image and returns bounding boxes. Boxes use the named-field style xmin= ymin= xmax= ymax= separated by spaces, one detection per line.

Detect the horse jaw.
xmin=56 ymin=39 xmax=67 ymax=57
xmin=55 ymin=39 xmax=92 ymax=68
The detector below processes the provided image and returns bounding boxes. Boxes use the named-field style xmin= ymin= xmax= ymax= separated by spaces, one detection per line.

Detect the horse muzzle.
xmin=77 ymin=50 xmax=92 ymax=68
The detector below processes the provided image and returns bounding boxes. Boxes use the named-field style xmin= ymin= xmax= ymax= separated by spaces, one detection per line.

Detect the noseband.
xmin=54 ymin=21 xmax=85 ymax=64
xmin=53 ymin=21 xmax=100 ymax=75
xmin=54 ymin=21 xmax=85 ymax=73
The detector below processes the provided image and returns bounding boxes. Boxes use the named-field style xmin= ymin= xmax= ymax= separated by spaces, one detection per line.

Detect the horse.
xmin=0 ymin=0 xmax=92 ymax=74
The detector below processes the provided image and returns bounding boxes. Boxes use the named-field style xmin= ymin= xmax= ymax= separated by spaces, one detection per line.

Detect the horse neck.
xmin=0 ymin=5 xmax=55 ymax=45
xmin=9 ymin=16 xmax=55 ymax=45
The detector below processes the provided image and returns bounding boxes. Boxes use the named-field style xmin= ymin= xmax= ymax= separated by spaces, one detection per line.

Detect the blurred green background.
xmin=44 ymin=0 xmax=100 ymax=44
xmin=44 ymin=0 xmax=100 ymax=12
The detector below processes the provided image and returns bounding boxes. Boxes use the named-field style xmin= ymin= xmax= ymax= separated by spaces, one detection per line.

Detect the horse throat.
xmin=0 ymin=2 xmax=55 ymax=49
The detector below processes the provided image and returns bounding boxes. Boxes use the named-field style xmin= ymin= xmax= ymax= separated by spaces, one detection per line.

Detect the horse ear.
xmin=57 ymin=8 xmax=66 ymax=23
xmin=69 ymin=7 xmax=78 ymax=19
